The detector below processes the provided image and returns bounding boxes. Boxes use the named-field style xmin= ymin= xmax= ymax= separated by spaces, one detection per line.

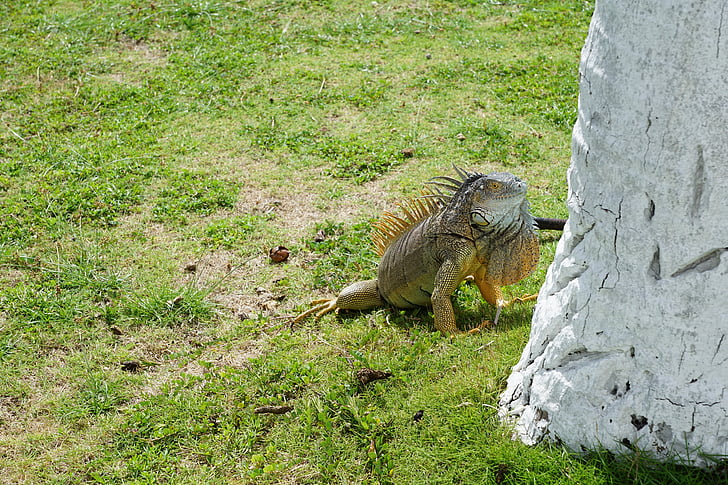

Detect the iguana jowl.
xmin=294 ymin=168 xmax=542 ymax=334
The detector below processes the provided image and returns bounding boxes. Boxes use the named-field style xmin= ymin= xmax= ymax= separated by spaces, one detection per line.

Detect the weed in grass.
xmin=58 ymin=372 xmax=129 ymax=421
xmin=346 ymin=78 xmax=391 ymax=108
xmin=42 ymin=246 xmax=128 ymax=298
xmin=202 ymin=214 xmax=273 ymax=249
xmin=244 ymin=355 xmax=320 ymax=404
xmin=123 ymin=284 xmax=217 ymax=328
xmin=105 ymin=369 xmax=266 ymax=481
xmin=3 ymin=278 xmax=120 ymax=340
xmin=250 ymin=126 xmax=404 ymax=183
xmin=304 ymin=220 xmax=379 ymax=289
xmin=11 ymin=145 xmax=154 ymax=228
xmin=152 ymin=169 xmax=239 ymax=224
xmin=0 ymin=335 xmax=19 ymax=363
xmin=318 ymin=134 xmax=404 ymax=183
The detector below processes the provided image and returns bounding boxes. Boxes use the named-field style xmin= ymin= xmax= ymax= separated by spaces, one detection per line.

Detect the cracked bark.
xmin=499 ymin=0 xmax=728 ymax=468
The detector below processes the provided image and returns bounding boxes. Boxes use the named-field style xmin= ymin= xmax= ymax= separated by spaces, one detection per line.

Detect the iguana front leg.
xmin=291 ymin=279 xmax=384 ymax=325
xmin=431 ymin=253 xmax=473 ymax=334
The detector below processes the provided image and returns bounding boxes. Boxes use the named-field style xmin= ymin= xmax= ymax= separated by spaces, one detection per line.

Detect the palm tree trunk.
xmin=500 ymin=0 xmax=728 ymax=467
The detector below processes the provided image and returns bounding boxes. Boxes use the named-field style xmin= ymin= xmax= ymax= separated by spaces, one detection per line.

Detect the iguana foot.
xmin=291 ymin=298 xmax=338 ymax=326
xmin=467 ymin=319 xmax=495 ymax=334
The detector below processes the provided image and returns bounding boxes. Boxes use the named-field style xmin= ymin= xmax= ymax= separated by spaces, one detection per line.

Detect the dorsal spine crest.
xmin=370 ymin=166 xmax=476 ymax=257
xmin=371 ymin=189 xmax=443 ymax=257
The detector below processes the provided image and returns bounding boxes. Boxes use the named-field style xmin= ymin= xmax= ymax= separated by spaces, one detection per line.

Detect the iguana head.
xmin=465 ymin=171 xmax=530 ymax=228
xmin=428 ymin=168 xmax=534 ymax=233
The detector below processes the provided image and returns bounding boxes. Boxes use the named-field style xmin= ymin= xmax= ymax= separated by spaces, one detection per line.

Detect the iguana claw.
xmin=291 ymin=298 xmax=338 ymax=326
xmin=465 ymin=319 xmax=495 ymax=334
xmin=493 ymin=293 xmax=538 ymax=325
xmin=505 ymin=294 xmax=538 ymax=306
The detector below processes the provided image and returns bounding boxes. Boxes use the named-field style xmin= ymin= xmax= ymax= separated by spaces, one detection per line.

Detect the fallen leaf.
xmin=269 ymin=246 xmax=290 ymax=263
xmin=401 ymin=147 xmax=415 ymax=158
xmin=121 ymin=361 xmax=142 ymax=372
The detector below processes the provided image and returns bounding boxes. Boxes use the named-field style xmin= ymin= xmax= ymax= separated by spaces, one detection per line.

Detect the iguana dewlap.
xmin=293 ymin=168 xmax=540 ymax=334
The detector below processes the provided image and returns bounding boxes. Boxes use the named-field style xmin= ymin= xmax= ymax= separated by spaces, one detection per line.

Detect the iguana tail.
xmin=534 ymin=217 xmax=566 ymax=231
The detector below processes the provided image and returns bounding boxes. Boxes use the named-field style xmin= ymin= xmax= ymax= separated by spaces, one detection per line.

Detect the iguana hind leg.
xmin=292 ymin=279 xmax=384 ymax=325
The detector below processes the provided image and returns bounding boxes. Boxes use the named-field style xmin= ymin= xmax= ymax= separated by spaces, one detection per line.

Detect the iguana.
xmin=293 ymin=167 xmax=562 ymax=334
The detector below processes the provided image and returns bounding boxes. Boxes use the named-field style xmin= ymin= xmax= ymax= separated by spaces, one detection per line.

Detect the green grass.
xmin=1 ymin=0 xmax=725 ymax=483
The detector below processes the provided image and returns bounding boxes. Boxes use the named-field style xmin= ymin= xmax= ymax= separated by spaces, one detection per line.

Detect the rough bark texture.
xmin=499 ymin=0 xmax=728 ymax=466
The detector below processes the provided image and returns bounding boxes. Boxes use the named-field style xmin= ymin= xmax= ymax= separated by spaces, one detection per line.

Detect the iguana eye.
xmin=486 ymin=180 xmax=502 ymax=191
xmin=470 ymin=211 xmax=489 ymax=226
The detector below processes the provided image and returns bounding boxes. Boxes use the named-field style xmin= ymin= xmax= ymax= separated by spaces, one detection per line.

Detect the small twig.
xmin=475 ymin=340 xmax=495 ymax=352
xmin=254 ymin=404 xmax=294 ymax=415
xmin=269 ymin=314 xmax=296 ymax=321
xmin=315 ymin=334 xmax=347 ymax=353
xmin=317 ymin=77 xmax=326 ymax=95
xmin=410 ymin=94 xmax=426 ymax=145
xmin=200 ymin=254 xmax=261 ymax=297
xmin=281 ymin=18 xmax=292 ymax=35
xmin=6 ymin=125 xmax=26 ymax=142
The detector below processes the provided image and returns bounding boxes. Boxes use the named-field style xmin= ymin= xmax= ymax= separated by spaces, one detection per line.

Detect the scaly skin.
xmin=292 ymin=170 xmax=541 ymax=334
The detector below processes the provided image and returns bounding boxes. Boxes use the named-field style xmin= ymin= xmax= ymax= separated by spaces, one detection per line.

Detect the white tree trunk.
xmin=500 ymin=0 xmax=728 ymax=466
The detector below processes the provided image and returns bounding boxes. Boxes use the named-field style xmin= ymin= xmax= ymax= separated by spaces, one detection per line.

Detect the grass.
xmin=1 ymin=0 xmax=725 ymax=483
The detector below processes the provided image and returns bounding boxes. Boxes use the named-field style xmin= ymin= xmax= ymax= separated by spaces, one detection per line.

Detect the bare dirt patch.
xmin=179 ymin=158 xmax=422 ymax=318
xmin=232 ymin=162 xmax=417 ymax=240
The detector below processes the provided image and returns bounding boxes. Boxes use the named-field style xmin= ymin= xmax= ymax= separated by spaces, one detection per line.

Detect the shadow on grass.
xmin=578 ymin=446 xmax=728 ymax=485
xmin=318 ymin=293 xmax=534 ymax=335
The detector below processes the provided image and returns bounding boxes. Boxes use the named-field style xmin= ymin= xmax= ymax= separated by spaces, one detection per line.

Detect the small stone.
xmin=184 ymin=263 xmax=197 ymax=273
xmin=401 ymin=147 xmax=415 ymax=158
xmin=456 ymin=133 xmax=466 ymax=141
